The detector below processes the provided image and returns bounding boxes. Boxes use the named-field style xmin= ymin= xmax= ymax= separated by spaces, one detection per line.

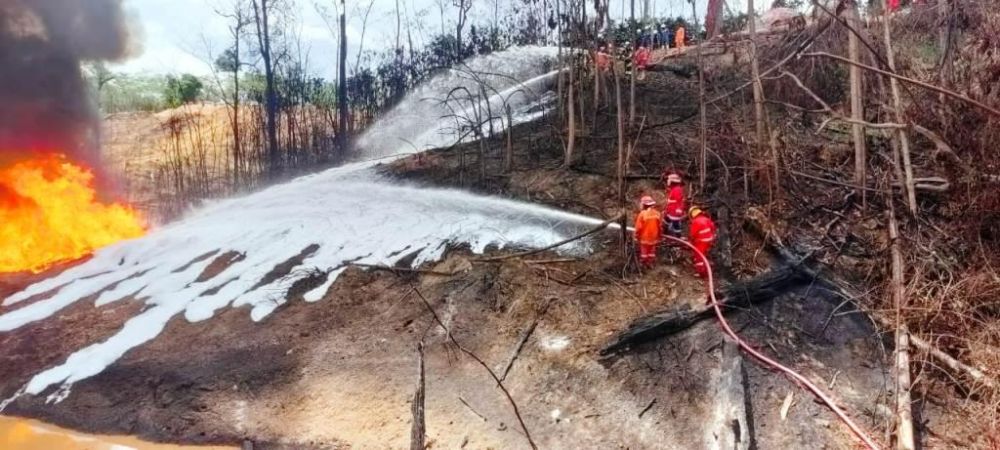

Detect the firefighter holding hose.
xmin=688 ymin=206 xmax=716 ymax=278
xmin=634 ymin=195 xmax=662 ymax=269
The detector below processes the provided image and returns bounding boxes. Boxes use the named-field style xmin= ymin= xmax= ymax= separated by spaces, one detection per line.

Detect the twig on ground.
xmin=499 ymin=299 xmax=552 ymax=382
xmin=458 ymin=396 xmax=488 ymax=422
xmin=638 ymin=398 xmax=657 ymax=418
xmin=349 ymin=262 xmax=463 ymax=277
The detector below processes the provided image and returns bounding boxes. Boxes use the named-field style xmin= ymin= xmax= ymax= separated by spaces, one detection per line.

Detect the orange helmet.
xmin=640 ymin=195 xmax=656 ymax=207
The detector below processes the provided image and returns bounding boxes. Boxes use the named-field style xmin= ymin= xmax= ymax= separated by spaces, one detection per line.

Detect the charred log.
xmin=600 ymin=266 xmax=809 ymax=357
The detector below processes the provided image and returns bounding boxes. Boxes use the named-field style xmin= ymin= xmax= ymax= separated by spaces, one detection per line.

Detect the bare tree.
xmin=352 ymin=0 xmax=376 ymax=71
xmin=880 ymin=0 xmax=918 ymax=215
xmin=215 ymin=1 xmax=252 ymax=187
xmin=454 ymin=0 xmax=473 ymax=60
xmin=843 ymin=0 xmax=866 ymax=204
xmin=250 ymin=0 xmax=281 ymax=177
xmin=339 ymin=0 xmax=349 ymax=150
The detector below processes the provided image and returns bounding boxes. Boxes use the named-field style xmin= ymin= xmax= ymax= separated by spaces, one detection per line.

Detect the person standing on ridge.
xmin=688 ymin=206 xmax=717 ymax=278
xmin=633 ymin=44 xmax=651 ymax=80
xmin=663 ymin=172 xmax=686 ymax=238
xmin=634 ymin=195 xmax=662 ymax=269
xmin=675 ymin=25 xmax=686 ymax=50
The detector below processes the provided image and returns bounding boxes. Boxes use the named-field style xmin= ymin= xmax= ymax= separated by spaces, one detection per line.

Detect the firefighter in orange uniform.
xmin=675 ymin=26 xmax=686 ymax=50
xmin=663 ymin=172 xmax=685 ymax=237
xmin=688 ymin=206 xmax=716 ymax=278
xmin=634 ymin=195 xmax=662 ymax=269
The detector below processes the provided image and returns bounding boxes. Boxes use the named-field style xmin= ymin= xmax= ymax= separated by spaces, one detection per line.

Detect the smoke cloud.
xmin=0 ymin=0 xmax=133 ymax=165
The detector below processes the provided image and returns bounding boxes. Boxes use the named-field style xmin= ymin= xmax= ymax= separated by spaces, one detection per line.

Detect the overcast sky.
xmin=113 ymin=0 xmax=732 ymax=77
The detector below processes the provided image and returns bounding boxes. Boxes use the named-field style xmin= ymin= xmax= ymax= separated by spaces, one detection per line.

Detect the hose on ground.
xmin=662 ymin=235 xmax=882 ymax=450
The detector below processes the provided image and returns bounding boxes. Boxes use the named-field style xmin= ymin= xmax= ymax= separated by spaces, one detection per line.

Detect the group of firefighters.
xmin=633 ymin=171 xmax=717 ymax=278
xmin=592 ymin=24 xmax=688 ymax=79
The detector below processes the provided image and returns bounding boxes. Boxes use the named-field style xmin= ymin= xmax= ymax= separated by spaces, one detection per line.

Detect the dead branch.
xmin=348 ymin=262 xmax=463 ymax=277
xmin=889 ymin=206 xmax=916 ymax=450
xmin=500 ymin=299 xmax=552 ymax=382
xmin=473 ymin=212 xmax=624 ymax=262
xmin=412 ymin=287 xmax=537 ymax=450
xmin=800 ymin=52 xmax=1000 ymax=119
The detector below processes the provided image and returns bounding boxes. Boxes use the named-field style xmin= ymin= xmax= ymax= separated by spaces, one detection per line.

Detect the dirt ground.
xmin=1 ymin=242 xmax=888 ymax=449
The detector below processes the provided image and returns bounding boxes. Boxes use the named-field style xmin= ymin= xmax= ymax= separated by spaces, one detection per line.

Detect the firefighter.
xmin=634 ymin=195 xmax=662 ymax=269
xmin=595 ymin=44 xmax=611 ymax=72
xmin=688 ymin=206 xmax=716 ymax=278
xmin=663 ymin=172 xmax=685 ymax=238
xmin=633 ymin=44 xmax=651 ymax=80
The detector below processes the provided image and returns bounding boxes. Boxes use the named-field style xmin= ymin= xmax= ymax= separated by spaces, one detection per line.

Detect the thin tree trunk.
xmin=747 ymin=0 xmax=767 ymax=170
xmin=251 ymin=0 xmax=280 ymax=177
xmin=593 ymin=51 xmax=601 ymax=129
xmin=845 ymin=1 xmax=867 ymax=206
xmin=888 ymin=206 xmax=916 ymax=450
xmin=565 ymin=68 xmax=576 ymax=168
xmin=409 ymin=343 xmax=426 ymax=450
xmin=615 ymin=62 xmax=627 ymax=259
xmin=557 ymin=0 xmax=564 ymax=119
xmin=338 ymin=0 xmax=349 ymax=152
xmin=693 ymin=0 xmax=707 ymax=190
xmin=505 ymin=104 xmax=514 ymax=173
xmin=629 ymin=0 xmax=636 ymax=126
xmin=938 ymin=0 xmax=952 ymax=89
xmin=881 ymin=0 xmax=918 ymax=215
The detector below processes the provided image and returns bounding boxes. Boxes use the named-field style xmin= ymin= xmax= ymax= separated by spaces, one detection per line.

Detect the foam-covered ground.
xmin=0 ymin=156 xmax=605 ymax=405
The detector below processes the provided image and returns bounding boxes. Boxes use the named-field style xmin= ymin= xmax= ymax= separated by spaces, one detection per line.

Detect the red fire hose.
xmin=663 ymin=234 xmax=882 ymax=450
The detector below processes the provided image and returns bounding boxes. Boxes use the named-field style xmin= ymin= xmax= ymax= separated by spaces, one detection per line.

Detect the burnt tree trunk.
xmin=338 ymin=0 xmax=349 ymax=152
xmin=251 ymin=0 xmax=280 ymax=177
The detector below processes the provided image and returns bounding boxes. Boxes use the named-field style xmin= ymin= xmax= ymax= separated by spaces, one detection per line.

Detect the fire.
xmin=0 ymin=154 xmax=145 ymax=273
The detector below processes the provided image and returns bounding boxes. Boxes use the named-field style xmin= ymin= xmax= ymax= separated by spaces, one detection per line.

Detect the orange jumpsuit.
xmin=634 ymin=208 xmax=662 ymax=268
xmin=689 ymin=214 xmax=716 ymax=277
xmin=675 ymin=26 xmax=686 ymax=49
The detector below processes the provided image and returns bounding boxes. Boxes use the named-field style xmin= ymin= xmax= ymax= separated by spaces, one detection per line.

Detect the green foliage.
xmin=163 ymin=74 xmax=204 ymax=108
xmin=215 ymin=48 xmax=240 ymax=74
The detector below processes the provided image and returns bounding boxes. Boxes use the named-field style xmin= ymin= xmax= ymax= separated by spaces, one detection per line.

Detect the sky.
xmin=113 ymin=0 xmax=733 ymax=77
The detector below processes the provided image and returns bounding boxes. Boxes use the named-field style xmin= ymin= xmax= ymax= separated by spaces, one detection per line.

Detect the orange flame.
xmin=0 ymin=154 xmax=145 ymax=273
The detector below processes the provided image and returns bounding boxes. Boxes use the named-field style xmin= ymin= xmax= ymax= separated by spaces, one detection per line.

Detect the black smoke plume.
xmin=0 ymin=0 xmax=132 ymax=166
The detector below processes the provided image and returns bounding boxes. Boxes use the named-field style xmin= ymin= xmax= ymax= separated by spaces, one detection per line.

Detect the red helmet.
xmin=640 ymin=195 xmax=656 ymax=207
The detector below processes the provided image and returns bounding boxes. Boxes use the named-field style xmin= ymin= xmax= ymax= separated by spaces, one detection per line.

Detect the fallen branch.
xmin=348 ymin=262 xmax=463 ymax=277
xmin=412 ymin=287 xmax=537 ymax=449
xmin=473 ymin=212 xmax=624 ymax=262
xmin=499 ymin=299 xmax=552 ymax=381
